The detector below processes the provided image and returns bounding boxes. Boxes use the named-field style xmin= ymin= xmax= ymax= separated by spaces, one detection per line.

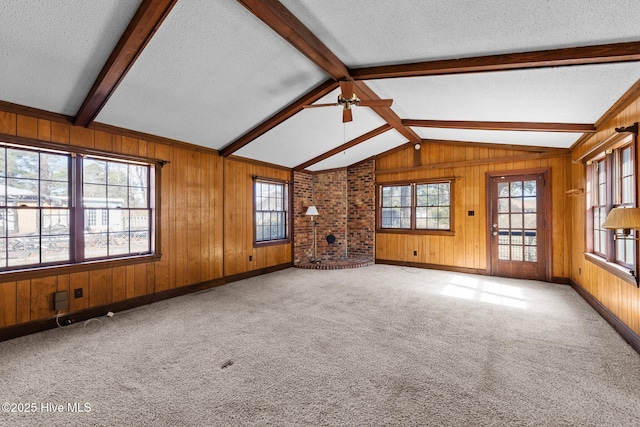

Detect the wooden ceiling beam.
xmin=354 ymin=82 xmax=421 ymax=144
xmin=293 ymin=124 xmax=391 ymax=171
xmin=351 ymin=41 xmax=640 ymax=80
xmin=219 ymin=79 xmax=338 ymax=157
xmin=74 ymin=0 xmax=177 ymax=127
xmin=237 ymin=0 xmax=350 ymax=80
xmin=402 ymin=119 xmax=596 ymax=133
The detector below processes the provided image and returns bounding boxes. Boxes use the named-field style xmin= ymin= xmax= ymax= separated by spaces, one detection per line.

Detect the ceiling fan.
xmin=303 ymin=80 xmax=393 ymax=123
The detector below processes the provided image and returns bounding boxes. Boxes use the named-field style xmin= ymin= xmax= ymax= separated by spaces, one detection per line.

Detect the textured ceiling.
xmin=280 ymin=0 xmax=640 ymax=67
xmin=1 ymin=1 xmax=640 ymax=171
xmin=0 ymin=0 xmax=141 ymax=115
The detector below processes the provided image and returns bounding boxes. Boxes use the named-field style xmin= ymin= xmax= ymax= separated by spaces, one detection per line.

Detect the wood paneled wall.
xmin=223 ymin=158 xmax=292 ymax=276
xmin=0 ymin=108 xmax=290 ymax=330
xmin=375 ymin=143 xmax=572 ymax=279
xmin=570 ymin=95 xmax=640 ymax=336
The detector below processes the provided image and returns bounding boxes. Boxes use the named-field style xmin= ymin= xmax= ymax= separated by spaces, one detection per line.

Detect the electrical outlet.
xmin=413 ymin=250 xmax=417 ymax=256
xmin=53 ymin=291 xmax=69 ymax=311
xmin=74 ymin=288 xmax=83 ymax=298
xmin=578 ymin=267 xmax=582 ymax=276
xmin=249 ymin=255 xmax=253 ymax=261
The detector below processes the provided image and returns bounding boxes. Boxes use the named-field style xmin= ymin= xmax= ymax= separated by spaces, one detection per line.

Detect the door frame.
xmin=485 ymin=168 xmax=553 ymax=281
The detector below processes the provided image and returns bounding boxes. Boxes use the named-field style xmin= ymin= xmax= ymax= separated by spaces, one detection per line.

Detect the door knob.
xmin=492 ymin=231 xmax=498 ymax=236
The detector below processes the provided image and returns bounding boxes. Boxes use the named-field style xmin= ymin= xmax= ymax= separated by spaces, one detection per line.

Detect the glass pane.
xmin=499 ymin=245 xmax=510 ymax=260
xmin=10 ymin=209 xmax=38 ymax=236
xmin=524 ymin=246 xmax=537 ymax=262
xmin=85 ymin=233 xmax=108 ymax=258
xmin=110 ymin=232 xmax=130 ymax=255
xmin=107 ymin=162 xmax=128 ymax=185
xmin=6 ymin=178 xmax=38 ymax=206
xmin=8 ymin=236 xmax=40 ymax=266
xmin=0 ymin=178 xmax=5 ymax=206
xmin=416 ymin=218 xmax=426 ymax=229
xmin=523 ymin=197 xmax=536 ymax=213
xmin=511 ymin=231 xmax=523 ymax=245
xmin=622 ymin=147 xmax=632 ymax=176
xmin=129 ymin=165 xmax=147 ymax=187
xmin=41 ymin=209 xmax=69 ymax=236
xmin=498 ymin=231 xmax=509 ymax=244
xmin=510 ymin=198 xmax=522 ymax=213
xmin=130 ymin=231 xmax=149 ymax=253
xmin=523 ymin=180 xmax=537 ymax=196
xmin=84 ymin=184 xmax=107 ymax=207
xmin=498 ymin=182 xmax=509 ymax=197
xmin=41 ymin=180 xmax=69 ymax=207
xmin=129 ymin=187 xmax=147 ymax=208
xmin=524 ymin=214 xmax=536 ymax=228
xmin=129 ymin=210 xmax=149 ymax=231
xmin=0 ymin=148 xmax=5 ymax=177
xmin=510 ymin=181 xmax=523 ymax=197
xmin=498 ymin=199 xmax=509 ymax=213
xmin=42 ymin=235 xmax=69 ymax=263
xmin=7 ymin=149 xmax=38 ymax=179
xmin=524 ymin=230 xmax=537 ymax=246
xmin=626 ymin=238 xmax=635 ymax=265
xmin=0 ymin=239 xmax=5 ymax=268
xmin=511 ymin=213 xmax=523 ymax=229
xmin=498 ymin=214 xmax=509 ymax=229
xmin=83 ymin=159 xmax=107 ymax=184
xmin=40 ymin=153 xmax=68 ymax=181
xmin=511 ymin=245 xmax=523 ymax=261
xmin=108 ymin=185 xmax=127 ymax=207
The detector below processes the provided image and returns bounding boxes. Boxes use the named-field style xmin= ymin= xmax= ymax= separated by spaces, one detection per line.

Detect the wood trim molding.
xmin=74 ymin=0 xmax=178 ymax=127
xmin=293 ymin=124 xmax=391 ymax=171
xmin=571 ymin=279 xmax=640 ymax=355
xmin=376 ymin=151 xmax=568 ymax=175
xmin=226 ymin=154 xmax=292 ymax=172
xmin=237 ymin=0 xmax=349 ymax=80
xmin=402 ymin=119 xmax=596 ymax=133
xmin=354 ymin=81 xmax=420 ymax=144
xmin=421 ymin=138 xmax=571 ymax=153
xmin=351 ymin=41 xmax=640 ymax=80
xmin=376 ymin=259 xmax=488 ymax=276
xmin=572 ymin=131 xmax=633 ymax=164
xmin=0 ymin=100 xmax=73 ymax=125
xmin=219 ymin=79 xmax=338 ymax=157
xmin=595 ymin=78 xmax=640 ymax=128
xmin=0 ymin=132 xmax=170 ymax=165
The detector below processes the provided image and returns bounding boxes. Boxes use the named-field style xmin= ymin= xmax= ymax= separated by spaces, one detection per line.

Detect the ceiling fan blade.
xmin=358 ymin=99 xmax=393 ymax=108
xmin=339 ymin=80 xmax=354 ymax=99
xmin=343 ymin=108 xmax=353 ymax=123
xmin=302 ymin=103 xmax=339 ymax=108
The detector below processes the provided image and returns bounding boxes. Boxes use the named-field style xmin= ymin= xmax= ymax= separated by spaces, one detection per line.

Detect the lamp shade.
xmin=602 ymin=207 xmax=640 ymax=230
xmin=305 ymin=205 xmax=319 ymax=216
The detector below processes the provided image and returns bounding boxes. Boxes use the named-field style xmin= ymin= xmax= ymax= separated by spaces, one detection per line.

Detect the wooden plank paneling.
xmin=376 ymin=142 xmax=570 ymax=278
xmin=89 ymin=269 xmax=112 ymax=307
xmin=31 ymin=276 xmax=57 ymax=319
xmin=0 ymin=282 xmax=17 ymax=327
xmin=570 ymin=95 xmax=640 ymax=336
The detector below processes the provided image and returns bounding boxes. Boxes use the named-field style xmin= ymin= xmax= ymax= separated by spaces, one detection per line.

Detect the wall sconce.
xmin=305 ymin=205 xmax=319 ymax=263
xmin=602 ymin=207 xmax=640 ymax=240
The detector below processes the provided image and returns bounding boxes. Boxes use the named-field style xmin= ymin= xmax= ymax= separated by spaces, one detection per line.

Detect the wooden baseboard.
xmin=0 ymin=262 xmax=292 ymax=342
xmin=375 ymin=259 xmax=488 ymax=276
xmin=571 ymin=279 xmax=640 ymax=355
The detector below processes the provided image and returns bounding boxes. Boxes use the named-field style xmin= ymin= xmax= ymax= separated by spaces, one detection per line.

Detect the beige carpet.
xmin=1 ymin=265 xmax=639 ymax=426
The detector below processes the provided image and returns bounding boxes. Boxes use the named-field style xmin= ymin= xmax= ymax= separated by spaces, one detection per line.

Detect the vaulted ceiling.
xmin=2 ymin=0 xmax=640 ymax=171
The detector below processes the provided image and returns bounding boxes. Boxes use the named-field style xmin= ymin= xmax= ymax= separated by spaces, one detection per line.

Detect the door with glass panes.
xmin=488 ymin=171 xmax=548 ymax=281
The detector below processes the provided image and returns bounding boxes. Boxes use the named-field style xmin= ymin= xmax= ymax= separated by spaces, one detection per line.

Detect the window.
xmin=0 ymin=142 xmax=157 ymax=272
xmin=378 ymin=180 xmax=453 ymax=233
xmin=586 ymin=138 xmax=636 ymax=274
xmin=254 ymin=178 xmax=289 ymax=245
